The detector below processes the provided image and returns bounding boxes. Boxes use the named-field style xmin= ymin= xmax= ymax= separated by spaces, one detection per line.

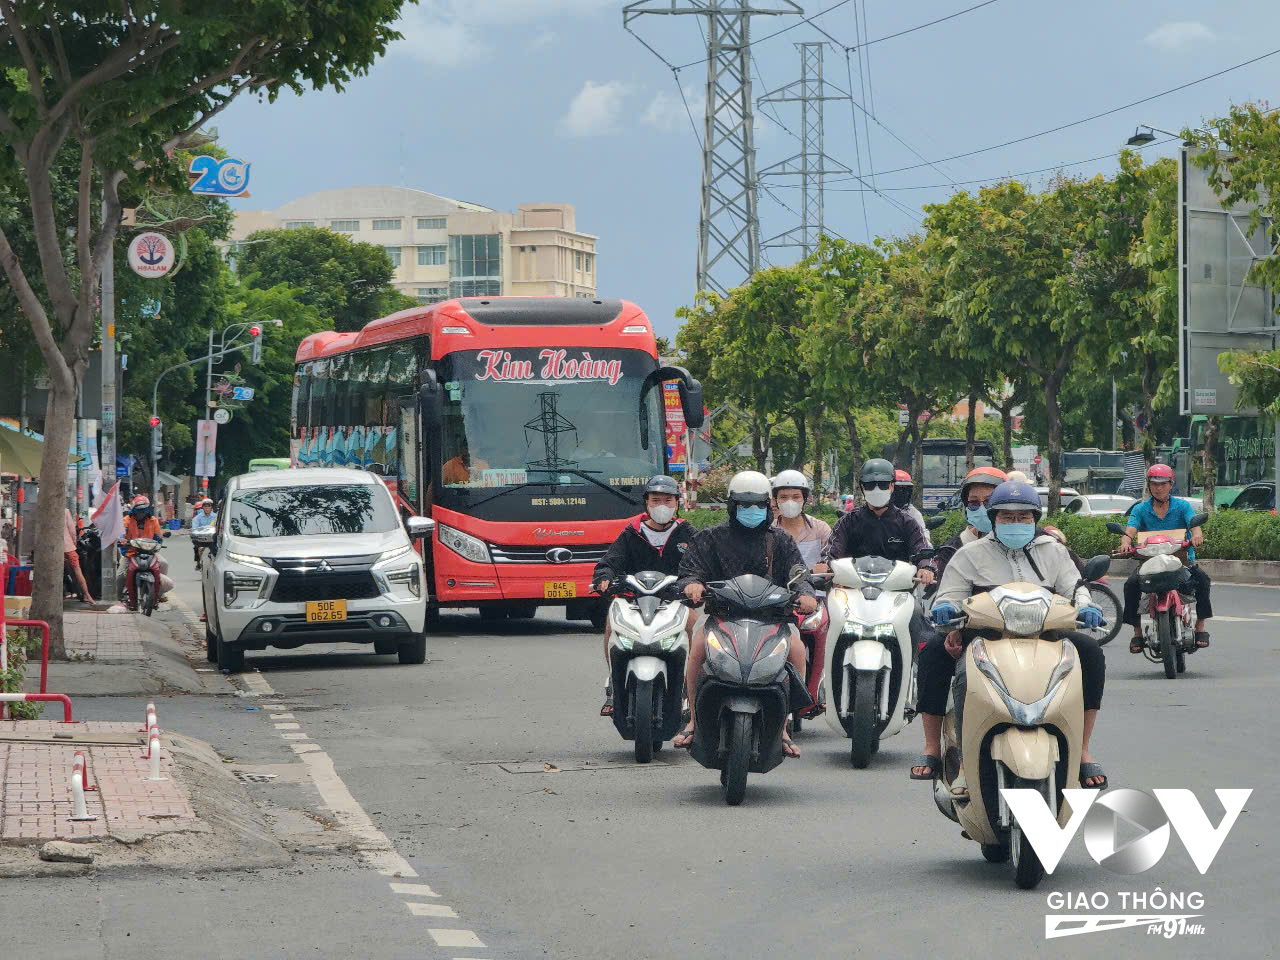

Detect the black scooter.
xmin=689 ymin=569 xmax=809 ymax=806
xmin=64 ymin=524 xmax=101 ymax=601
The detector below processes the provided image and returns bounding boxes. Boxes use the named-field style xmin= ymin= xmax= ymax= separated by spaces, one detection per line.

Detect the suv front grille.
xmin=270 ymin=572 xmax=381 ymax=604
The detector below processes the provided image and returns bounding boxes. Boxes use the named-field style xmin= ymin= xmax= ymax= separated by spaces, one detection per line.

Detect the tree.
xmin=235 ymin=227 xmax=413 ymax=332
xmin=0 ymin=2 xmax=407 ymax=653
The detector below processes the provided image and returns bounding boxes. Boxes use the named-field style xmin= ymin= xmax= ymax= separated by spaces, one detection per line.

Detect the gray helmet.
xmin=642 ymin=475 xmax=680 ymax=502
xmin=859 ymin=458 xmax=895 ymax=485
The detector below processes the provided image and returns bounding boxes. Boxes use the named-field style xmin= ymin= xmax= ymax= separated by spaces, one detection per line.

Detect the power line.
xmin=871 ymin=46 xmax=1280 ymax=178
xmin=856 ymin=0 xmax=1001 ymax=50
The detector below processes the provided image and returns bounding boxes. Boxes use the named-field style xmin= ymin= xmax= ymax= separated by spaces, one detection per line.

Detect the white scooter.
xmin=823 ymin=552 xmax=930 ymax=767
xmin=604 ymin=571 xmax=690 ymax=764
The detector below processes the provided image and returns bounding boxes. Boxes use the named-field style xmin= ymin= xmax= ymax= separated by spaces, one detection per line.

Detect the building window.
xmin=585 ymin=253 xmax=593 ymax=274
xmin=284 ymin=220 xmax=314 ymax=230
xmin=575 ymin=251 xmax=583 ymax=271
xmin=384 ymin=246 xmax=402 ymax=267
xmin=448 ymin=234 xmax=502 ymax=278
xmin=449 ymin=279 xmax=503 ymax=298
xmin=417 ymin=287 xmax=448 ymax=304
xmin=417 ymin=244 xmax=446 ymax=266
xmin=416 ymin=217 xmax=446 ymax=230
xmin=329 ymin=219 xmax=360 ymax=231
xmin=372 ymin=218 xmax=402 ymax=231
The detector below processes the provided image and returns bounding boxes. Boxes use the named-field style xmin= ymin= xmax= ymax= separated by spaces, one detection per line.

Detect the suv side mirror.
xmin=406 ymin=516 xmax=435 ymax=540
xmin=1188 ymin=512 xmax=1209 ymax=529
xmin=1105 ymin=521 xmax=1128 ymax=536
xmin=191 ymin=529 xmax=215 ymax=545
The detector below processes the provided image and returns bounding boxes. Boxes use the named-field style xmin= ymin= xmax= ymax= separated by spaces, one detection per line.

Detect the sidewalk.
xmin=63 ymin=611 xmax=147 ymax=661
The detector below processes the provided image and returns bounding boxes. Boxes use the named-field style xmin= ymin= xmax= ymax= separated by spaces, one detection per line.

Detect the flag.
xmin=91 ymin=481 xmax=126 ymax=546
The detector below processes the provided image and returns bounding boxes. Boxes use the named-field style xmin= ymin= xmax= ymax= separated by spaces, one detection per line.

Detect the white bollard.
xmin=139 ymin=701 xmax=157 ymax=733
xmin=144 ymin=726 xmax=166 ymax=781
xmin=69 ymin=751 xmax=98 ymax=821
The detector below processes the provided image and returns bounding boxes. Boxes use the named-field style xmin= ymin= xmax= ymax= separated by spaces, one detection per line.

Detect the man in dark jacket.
xmin=592 ymin=476 xmax=696 ymax=717
xmin=672 ymin=471 xmax=817 ymax=757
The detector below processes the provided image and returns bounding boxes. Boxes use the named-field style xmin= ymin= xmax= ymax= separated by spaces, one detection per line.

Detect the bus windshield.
xmin=435 ymin=348 xmax=664 ymax=497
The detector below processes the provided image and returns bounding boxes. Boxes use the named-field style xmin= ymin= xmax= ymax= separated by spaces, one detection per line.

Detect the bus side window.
xmin=295 ymin=362 xmax=312 ymax=432
xmin=330 ymin=353 xmax=348 ymax=429
xmin=311 ymin=358 xmax=330 ymax=438
xmin=366 ymin=348 xmax=391 ymax=428
xmin=349 ymin=351 xmax=371 ymax=433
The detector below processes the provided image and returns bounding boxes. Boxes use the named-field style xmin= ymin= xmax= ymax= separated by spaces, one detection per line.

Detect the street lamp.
xmin=1126 ymin=124 xmax=1191 ymax=147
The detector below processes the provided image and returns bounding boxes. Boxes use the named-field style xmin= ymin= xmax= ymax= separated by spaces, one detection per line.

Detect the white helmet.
xmin=771 ymin=469 xmax=811 ymax=496
xmin=727 ymin=470 xmax=772 ymax=505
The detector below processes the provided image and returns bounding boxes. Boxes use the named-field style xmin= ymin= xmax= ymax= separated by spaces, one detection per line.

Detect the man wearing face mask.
xmin=592 ymin=475 xmax=697 ymax=717
xmin=912 ymin=480 xmax=1108 ymax=789
xmin=672 ymin=471 xmax=817 ymax=757
xmin=892 ymin=469 xmax=930 ymax=541
xmin=933 ymin=467 xmax=1008 ymax=581
xmin=770 ymin=470 xmax=832 ymax=570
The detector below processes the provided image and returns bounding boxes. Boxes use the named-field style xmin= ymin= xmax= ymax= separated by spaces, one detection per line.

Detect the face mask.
xmin=778 ymin=500 xmax=803 ymax=519
xmin=647 ymin=504 xmax=675 ymax=525
xmin=863 ymin=487 xmax=891 ymax=509
xmin=736 ymin=505 xmax=768 ymax=528
xmin=965 ymin=506 xmax=992 ymax=533
xmin=994 ymin=522 xmax=1035 ymax=550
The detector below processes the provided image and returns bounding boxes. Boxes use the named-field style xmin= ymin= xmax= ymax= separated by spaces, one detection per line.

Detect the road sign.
xmin=231 ymin=386 xmax=255 ymax=401
xmin=213 ymin=408 xmax=231 ymax=425
xmin=1033 ymin=455 xmax=1042 ymax=465
xmin=188 ymin=156 xmax=251 ymax=197
xmin=116 ymin=465 xmax=129 ymax=477
xmin=127 ymin=232 xmax=176 ymax=278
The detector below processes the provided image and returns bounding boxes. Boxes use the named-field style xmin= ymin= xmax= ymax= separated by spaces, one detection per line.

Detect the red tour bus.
xmin=292 ymin=297 xmax=703 ymax=626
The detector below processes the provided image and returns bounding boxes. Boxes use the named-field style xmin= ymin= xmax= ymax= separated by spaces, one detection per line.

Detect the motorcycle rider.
xmin=914 ymin=480 xmax=1108 ymax=789
xmin=892 ymin=469 xmax=929 ymax=540
xmin=1119 ymin=463 xmax=1211 ymax=653
xmin=933 ymin=467 xmax=1008 ymax=581
xmin=592 ymin=475 xmax=697 ymax=717
xmin=771 ymin=469 xmax=832 ymax=714
xmin=192 ymin=497 xmax=217 ymax=568
xmin=119 ymin=496 xmax=165 ymax=611
xmin=672 ymin=471 xmax=818 ymax=757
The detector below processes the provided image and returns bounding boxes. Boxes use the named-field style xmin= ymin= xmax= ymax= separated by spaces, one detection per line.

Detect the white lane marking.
xmin=428 ymin=930 xmax=486 ymax=949
xmin=274 ymin=722 xmax=301 ymax=730
xmin=241 ymin=671 xmax=274 ymax=696
xmin=281 ymin=732 xmax=310 ymax=740
xmin=390 ymin=882 xmax=440 ymax=897
xmin=270 ymin=713 xmax=295 ymax=720
xmin=290 ymin=742 xmax=323 ymax=755
xmin=1260 ymin=612 xmax=1280 ymax=617
xmin=1212 ymin=616 xmax=1262 ymax=622
xmin=166 ymin=590 xmax=203 ymax=625
xmin=406 ymin=903 xmax=458 ymax=919
xmin=300 ymin=749 xmax=418 ymax=878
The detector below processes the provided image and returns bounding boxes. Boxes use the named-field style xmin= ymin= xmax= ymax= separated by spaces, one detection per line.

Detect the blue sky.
xmin=213 ymin=0 xmax=1280 ymax=339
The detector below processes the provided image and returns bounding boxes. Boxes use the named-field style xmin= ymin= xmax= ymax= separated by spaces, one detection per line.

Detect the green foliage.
xmin=1 ymin=628 xmax=44 ymax=719
xmin=235 ymin=228 xmax=408 ymax=333
xmin=928 ymin=510 xmax=968 ymax=547
xmin=1197 ymin=510 xmax=1280 ymax=562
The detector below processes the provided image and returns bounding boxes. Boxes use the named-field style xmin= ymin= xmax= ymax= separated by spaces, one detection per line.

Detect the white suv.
xmin=194 ymin=468 xmax=434 ymax=672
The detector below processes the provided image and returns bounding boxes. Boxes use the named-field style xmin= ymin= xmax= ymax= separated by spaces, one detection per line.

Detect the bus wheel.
xmin=479 ymin=607 xmax=507 ymax=623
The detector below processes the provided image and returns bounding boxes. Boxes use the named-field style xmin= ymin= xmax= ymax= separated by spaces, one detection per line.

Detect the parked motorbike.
xmin=64 ymin=523 xmax=101 ymax=601
xmin=932 ymin=555 xmax=1110 ymax=890
xmin=604 ymin=571 xmax=690 ymax=763
xmin=1107 ymin=516 xmax=1207 ymax=678
xmin=822 ymin=550 xmax=931 ymax=768
xmin=689 ymin=569 xmax=808 ymax=806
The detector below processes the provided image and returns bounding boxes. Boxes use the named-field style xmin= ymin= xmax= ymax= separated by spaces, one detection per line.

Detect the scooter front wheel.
xmin=1158 ymin=610 xmax=1177 ymax=680
xmin=722 ymin=712 xmax=752 ymax=806
xmin=139 ymin=580 xmax=155 ymax=617
xmin=1009 ymin=775 xmax=1048 ymax=889
xmin=633 ymin=678 xmax=656 ymax=765
xmin=849 ymin=671 xmax=878 ymax=769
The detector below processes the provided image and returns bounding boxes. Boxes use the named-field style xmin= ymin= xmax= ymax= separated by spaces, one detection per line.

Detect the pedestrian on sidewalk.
xmin=64 ymin=508 xmax=92 ymax=602
xmin=192 ymin=498 xmax=217 ymax=569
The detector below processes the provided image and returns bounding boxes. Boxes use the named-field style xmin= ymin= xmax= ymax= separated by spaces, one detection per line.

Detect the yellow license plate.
xmin=306 ymin=599 xmax=347 ymax=623
xmin=543 ymin=581 xmax=577 ymax=599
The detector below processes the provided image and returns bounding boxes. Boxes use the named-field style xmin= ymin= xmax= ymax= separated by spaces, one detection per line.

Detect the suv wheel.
xmin=217 ymin=635 xmax=245 ymax=673
xmin=398 ymin=633 xmax=427 ymax=665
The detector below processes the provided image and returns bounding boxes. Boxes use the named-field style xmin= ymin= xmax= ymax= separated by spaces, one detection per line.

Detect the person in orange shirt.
xmin=119 ymin=496 xmax=164 ymax=609
xmin=442 ymin=451 xmax=489 ymax=485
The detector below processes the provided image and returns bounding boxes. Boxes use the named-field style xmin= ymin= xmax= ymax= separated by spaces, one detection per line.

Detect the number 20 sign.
xmin=189 ymin=156 xmax=251 ymax=197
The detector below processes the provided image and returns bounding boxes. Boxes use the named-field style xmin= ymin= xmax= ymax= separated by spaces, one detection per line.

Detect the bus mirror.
xmin=419 ymin=372 xmax=441 ymax=426
xmin=679 ymin=374 xmax=704 ymax=429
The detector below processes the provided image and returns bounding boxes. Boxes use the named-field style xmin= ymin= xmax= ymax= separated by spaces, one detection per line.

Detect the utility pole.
xmin=623 ymin=1 xmax=802 ymax=297
xmin=758 ymin=42 xmax=851 ymax=257
xmin=99 ymin=195 xmax=117 ymax=602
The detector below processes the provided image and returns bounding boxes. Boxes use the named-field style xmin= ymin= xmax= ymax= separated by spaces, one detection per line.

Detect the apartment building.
xmin=227 ymin=186 xmax=599 ymax=304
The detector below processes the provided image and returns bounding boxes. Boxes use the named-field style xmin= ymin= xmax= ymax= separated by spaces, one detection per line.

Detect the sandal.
xmin=782 ymin=734 xmax=800 ymax=758
xmin=1194 ymin=631 xmax=1211 ymax=649
xmin=1129 ymin=638 xmax=1144 ymax=654
xmin=599 ymin=696 xmax=613 ymax=717
xmin=910 ymin=754 xmax=942 ymax=780
xmin=1080 ymin=761 xmax=1108 ymax=790
xmin=673 ymin=727 xmax=695 ymax=749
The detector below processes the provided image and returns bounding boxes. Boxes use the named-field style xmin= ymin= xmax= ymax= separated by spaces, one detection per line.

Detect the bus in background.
xmin=1180 ymin=414 xmax=1275 ymax=507
xmin=883 ymin=438 xmax=996 ymax=512
xmin=247 ymin=457 xmax=292 ymax=472
xmin=293 ymin=297 xmax=702 ymax=626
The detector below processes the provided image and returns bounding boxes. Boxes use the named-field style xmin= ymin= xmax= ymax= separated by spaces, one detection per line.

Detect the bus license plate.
xmin=543 ymin=581 xmax=576 ymax=599
xmin=306 ymin=600 xmax=347 ymax=623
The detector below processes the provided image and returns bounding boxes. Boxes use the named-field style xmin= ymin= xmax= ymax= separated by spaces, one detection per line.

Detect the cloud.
xmin=531 ymin=30 xmax=558 ymax=50
xmin=1143 ymin=21 xmax=1215 ymax=52
xmin=393 ymin=12 xmax=487 ymax=67
xmin=641 ymin=86 xmax=705 ymax=133
xmin=562 ymin=81 xmax=633 ymax=136
xmin=392 ymin=0 xmax=613 ymax=66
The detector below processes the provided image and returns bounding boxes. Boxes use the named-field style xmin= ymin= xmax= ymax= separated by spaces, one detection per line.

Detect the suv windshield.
xmin=229 ymin=484 xmax=399 ymax=538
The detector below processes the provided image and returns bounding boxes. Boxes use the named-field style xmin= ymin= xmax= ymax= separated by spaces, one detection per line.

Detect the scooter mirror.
xmin=786 ymin=564 xmax=809 ymax=588
xmin=925 ymin=515 xmax=947 ymax=530
xmin=912 ymin=548 xmax=936 ymax=564
xmin=1188 ymin=512 xmax=1210 ymax=529
xmin=1105 ymin=521 xmax=1128 ymax=536
xmin=1080 ymin=554 xmax=1111 ymax=583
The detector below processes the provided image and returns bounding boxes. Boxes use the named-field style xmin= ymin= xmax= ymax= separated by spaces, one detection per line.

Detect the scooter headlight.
xmin=842 ymin=621 xmax=896 ymax=641
xmin=799 ymin=608 xmax=823 ymax=631
xmin=990 ymin=586 xmax=1052 ymax=637
xmin=661 ymin=632 xmax=683 ymax=651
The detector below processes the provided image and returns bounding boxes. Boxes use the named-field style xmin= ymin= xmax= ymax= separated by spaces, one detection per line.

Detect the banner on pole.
xmin=194 ymin=420 xmax=218 ymax=477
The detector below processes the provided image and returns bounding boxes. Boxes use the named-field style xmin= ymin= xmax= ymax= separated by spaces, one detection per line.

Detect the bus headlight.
xmin=437 ymin=523 xmax=490 ymax=564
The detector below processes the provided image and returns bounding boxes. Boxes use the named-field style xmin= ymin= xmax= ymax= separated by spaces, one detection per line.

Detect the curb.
xmin=1105 ymin=558 xmax=1280 ymax=586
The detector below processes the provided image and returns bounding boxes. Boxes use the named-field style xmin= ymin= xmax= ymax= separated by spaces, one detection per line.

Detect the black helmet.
xmin=859 ymin=458 xmax=895 ymax=485
xmin=642 ymin=475 xmax=680 ymax=501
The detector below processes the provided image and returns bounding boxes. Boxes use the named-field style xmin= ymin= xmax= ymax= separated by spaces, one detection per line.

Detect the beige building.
xmin=226 ymin=186 xmax=599 ymax=304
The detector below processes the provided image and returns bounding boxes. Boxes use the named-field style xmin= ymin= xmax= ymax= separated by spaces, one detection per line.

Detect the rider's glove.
xmin=1079 ymin=605 xmax=1104 ymax=629
xmin=931 ymin=602 xmax=959 ymax=627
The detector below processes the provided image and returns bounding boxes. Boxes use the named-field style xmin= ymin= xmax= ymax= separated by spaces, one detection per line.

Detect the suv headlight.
xmin=224 ymin=571 xmax=265 ymax=606
xmin=226 ymin=550 xmax=271 ymax=568
xmin=377 ymin=543 xmax=413 ymax=565
xmin=384 ymin=564 xmax=421 ymax=598
xmin=437 ymin=523 xmax=490 ymax=564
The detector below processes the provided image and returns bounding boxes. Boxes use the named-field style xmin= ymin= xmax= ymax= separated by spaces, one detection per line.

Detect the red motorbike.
xmin=791 ymin=584 xmax=830 ymax=733
xmin=1107 ymin=516 xmax=1207 ymax=679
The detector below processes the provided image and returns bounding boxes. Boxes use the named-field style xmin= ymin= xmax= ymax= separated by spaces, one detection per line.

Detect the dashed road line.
xmin=390 ymin=882 xmax=440 ymax=897
xmin=406 ymin=903 xmax=459 ymax=918
xmin=428 ymin=929 xmax=487 ymax=949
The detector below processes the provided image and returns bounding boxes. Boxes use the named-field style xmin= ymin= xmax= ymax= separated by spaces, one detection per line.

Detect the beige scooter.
xmin=932 ymin=556 xmax=1109 ymax=889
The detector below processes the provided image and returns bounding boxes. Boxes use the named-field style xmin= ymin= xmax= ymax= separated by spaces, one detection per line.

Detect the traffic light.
xmin=150 ymin=417 xmax=162 ymax=457
xmin=249 ymin=324 xmax=262 ymax=364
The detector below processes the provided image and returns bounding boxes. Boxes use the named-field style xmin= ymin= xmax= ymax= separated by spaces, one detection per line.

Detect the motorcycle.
xmin=1107 ymin=516 xmax=1207 ymax=679
xmin=932 ymin=555 xmax=1110 ymax=890
xmin=822 ymin=551 xmax=931 ymax=768
xmin=604 ymin=571 xmax=690 ymax=763
xmin=689 ymin=569 xmax=808 ymax=806
xmin=64 ymin=523 xmax=101 ymax=601
xmin=791 ymin=587 xmax=829 ymax=734
xmin=120 ymin=532 xmax=171 ymax=617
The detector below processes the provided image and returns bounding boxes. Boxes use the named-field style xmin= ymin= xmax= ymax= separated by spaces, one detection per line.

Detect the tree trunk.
xmin=751 ymin=416 xmax=766 ymax=474
xmin=31 ymin=377 xmax=78 ymax=659
xmin=1044 ymin=376 xmax=1064 ymax=514
xmin=965 ymin=388 xmax=979 ymax=470
xmin=907 ymin=408 xmax=925 ymax=509
xmin=893 ymin=426 xmax=910 ymax=468
xmin=791 ymin=411 xmax=807 ymax=470
xmin=1140 ymin=357 xmax=1157 ymax=466
xmin=1201 ymin=415 xmax=1219 ymax=515
xmin=810 ymin=410 xmax=825 ymax=499
xmin=843 ymin=411 xmax=864 ymax=506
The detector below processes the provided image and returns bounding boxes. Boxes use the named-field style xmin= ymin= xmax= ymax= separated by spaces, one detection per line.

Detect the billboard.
xmin=1179 ymin=145 xmax=1279 ymax=415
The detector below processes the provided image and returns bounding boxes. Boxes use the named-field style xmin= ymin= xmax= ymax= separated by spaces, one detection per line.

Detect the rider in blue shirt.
xmin=1119 ymin=464 xmax=1211 ymax=653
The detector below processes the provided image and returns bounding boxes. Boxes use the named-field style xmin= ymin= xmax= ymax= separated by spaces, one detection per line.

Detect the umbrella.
xmin=0 ymin=426 xmax=46 ymax=477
